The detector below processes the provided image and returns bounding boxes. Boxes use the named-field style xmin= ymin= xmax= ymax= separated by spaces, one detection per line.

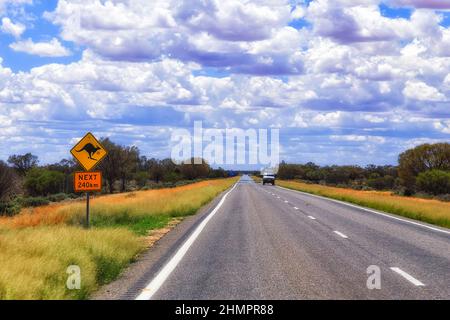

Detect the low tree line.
xmin=277 ymin=143 xmax=450 ymax=198
xmin=0 ymin=138 xmax=229 ymax=216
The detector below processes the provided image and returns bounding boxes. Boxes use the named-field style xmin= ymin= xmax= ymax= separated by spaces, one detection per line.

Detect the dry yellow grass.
xmin=0 ymin=226 xmax=142 ymax=300
xmin=0 ymin=178 xmax=238 ymax=230
xmin=277 ymin=180 xmax=450 ymax=228
xmin=0 ymin=177 xmax=238 ymax=299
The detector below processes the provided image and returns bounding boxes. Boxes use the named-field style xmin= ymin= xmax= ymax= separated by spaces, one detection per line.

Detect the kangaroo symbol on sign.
xmin=76 ymin=143 xmax=102 ymax=161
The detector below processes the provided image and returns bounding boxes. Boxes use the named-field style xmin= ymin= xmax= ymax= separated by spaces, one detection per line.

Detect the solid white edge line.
xmin=390 ymin=267 xmax=425 ymax=286
xmin=277 ymin=186 xmax=450 ymax=235
xmin=334 ymin=230 xmax=348 ymax=239
xmin=308 ymin=216 xmax=316 ymax=220
xmin=135 ymin=183 xmax=238 ymax=300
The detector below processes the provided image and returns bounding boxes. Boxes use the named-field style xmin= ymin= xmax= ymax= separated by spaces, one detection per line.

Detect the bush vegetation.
xmin=276 ymin=143 xmax=450 ymax=199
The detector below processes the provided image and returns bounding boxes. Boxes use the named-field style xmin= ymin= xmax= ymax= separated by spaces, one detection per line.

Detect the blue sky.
xmin=0 ymin=0 xmax=82 ymax=71
xmin=0 ymin=0 xmax=449 ymax=168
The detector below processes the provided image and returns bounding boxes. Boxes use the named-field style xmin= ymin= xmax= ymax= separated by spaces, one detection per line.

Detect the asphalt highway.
xmin=99 ymin=175 xmax=450 ymax=300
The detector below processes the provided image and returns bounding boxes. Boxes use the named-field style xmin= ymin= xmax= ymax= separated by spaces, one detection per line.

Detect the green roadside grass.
xmin=270 ymin=178 xmax=450 ymax=229
xmin=0 ymin=177 xmax=238 ymax=299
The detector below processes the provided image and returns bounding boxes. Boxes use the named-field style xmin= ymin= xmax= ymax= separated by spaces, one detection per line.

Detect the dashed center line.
xmin=333 ymin=231 xmax=348 ymax=239
xmin=264 ymin=183 xmax=429 ymax=291
xmin=390 ymin=267 xmax=425 ymax=286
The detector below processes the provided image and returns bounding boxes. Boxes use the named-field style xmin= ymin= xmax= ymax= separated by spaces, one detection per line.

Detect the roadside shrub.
xmin=19 ymin=196 xmax=50 ymax=208
xmin=24 ymin=168 xmax=65 ymax=196
xmin=416 ymin=170 xmax=450 ymax=195
xmin=367 ymin=175 xmax=395 ymax=190
xmin=47 ymin=193 xmax=69 ymax=203
xmin=414 ymin=192 xmax=434 ymax=200
xmin=164 ymin=171 xmax=182 ymax=183
xmin=436 ymin=194 xmax=450 ymax=202
xmin=133 ymin=171 xmax=149 ymax=189
xmin=398 ymin=143 xmax=450 ymax=190
xmin=393 ymin=186 xmax=414 ymax=197
xmin=0 ymin=200 xmax=21 ymax=216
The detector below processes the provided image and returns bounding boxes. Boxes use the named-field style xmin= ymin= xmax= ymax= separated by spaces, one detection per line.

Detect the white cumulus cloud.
xmin=403 ymin=80 xmax=446 ymax=102
xmin=9 ymin=38 xmax=71 ymax=57
xmin=1 ymin=17 xmax=25 ymax=38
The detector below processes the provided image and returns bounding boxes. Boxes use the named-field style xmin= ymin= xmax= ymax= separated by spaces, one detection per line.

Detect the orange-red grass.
xmin=0 ymin=178 xmax=238 ymax=229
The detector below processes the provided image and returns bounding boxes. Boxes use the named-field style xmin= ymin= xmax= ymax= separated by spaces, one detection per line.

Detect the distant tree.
xmin=148 ymin=159 xmax=165 ymax=183
xmin=277 ymin=161 xmax=298 ymax=179
xmin=322 ymin=165 xmax=363 ymax=185
xmin=97 ymin=138 xmax=122 ymax=193
xmin=180 ymin=158 xmax=211 ymax=180
xmin=398 ymin=143 xmax=450 ymax=191
xmin=416 ymin=170 xmax=450 ymax=195
xmin=7 ymin=153 xmax=38 ymax=176
xmin=118 ymin=146 xmax=140 ymax=192
xmin=47 ymin=159 xmax=78 ymax=193
xmin=305 ymin=169 xmax=324 ymax=182
xmin=134 ymin=171 xmax=149 ymax=188
xmin=367 ymin=175 xmax=395 ymax=190
xmin=160 ymin=158 xmax=177 ymax=174
xmin=0 ymin=161 xmax=20 ymax=201
xmin=209 ymin=167 xmax=228 ymax=178
xmin=163 ymin=171 xmax=182 ymax=183
xmin=24 ymin=168 xmax=65 ymax=196
xmin=46 ymin=159 xmax=77 ymax=173
xmin=96 ymin=139 xmax=141 ymax=193
xmin=138 ymin=156 xmax=150 ymax=171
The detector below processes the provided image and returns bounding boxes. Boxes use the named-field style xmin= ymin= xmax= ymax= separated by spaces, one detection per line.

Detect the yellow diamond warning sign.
xmin=70 ymin=132 xmax=108 ymax=171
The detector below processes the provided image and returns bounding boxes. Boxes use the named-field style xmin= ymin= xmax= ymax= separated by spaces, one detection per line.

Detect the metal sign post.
xmin=71 ymin=132 xmax=108 ymax=229
xmin=86 ymin=192 xmax=90 ymax=229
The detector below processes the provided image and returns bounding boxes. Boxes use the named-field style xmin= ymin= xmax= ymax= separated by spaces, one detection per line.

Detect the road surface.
xmin=97 ymin=175 xmax=450 ymax=300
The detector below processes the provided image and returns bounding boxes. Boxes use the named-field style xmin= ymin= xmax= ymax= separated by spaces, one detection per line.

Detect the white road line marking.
xmin=293 ymin=207 xmax=299 ymax=210
xmin=135 ymin=183 xmax=238 ymax=300
xmin=277 ymin=196 xmax=280 ymax=199
xmin=284 ymin=200 xmax=289 ymax=203
xmin=277 ymin=186 xmax=450 ymax=235
xmin=334 ymin=230 xmax=348 ymax=239
xmin=390 ymin=267 xmax=425 ymax=286
xmin=308 ymin=216 xmax=316 ymax=220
